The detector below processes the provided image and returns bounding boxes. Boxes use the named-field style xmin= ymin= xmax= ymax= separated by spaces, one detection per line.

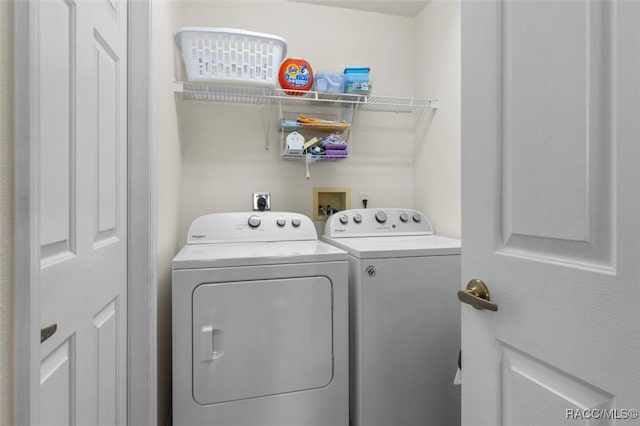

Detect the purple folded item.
xmin=319 ymin=134 xmax=347 ymax=151
xmin=323 ymin=141 xmax=347 ymax=150
xmin=325 ymin=149 xmax=348 ymax=157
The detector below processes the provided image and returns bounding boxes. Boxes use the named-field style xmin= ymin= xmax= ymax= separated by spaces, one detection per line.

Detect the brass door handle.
xmin=458 ymin=279 xmax=498 ymax=311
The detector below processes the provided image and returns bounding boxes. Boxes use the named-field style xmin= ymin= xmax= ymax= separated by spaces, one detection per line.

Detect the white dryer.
xmin=172 ymin=212 xmax=349 ymax=426
xmin=322 ymin=208 xmax=461 ymax=426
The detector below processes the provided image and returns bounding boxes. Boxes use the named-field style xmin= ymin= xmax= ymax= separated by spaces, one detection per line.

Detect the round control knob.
xmin=339 ymin=214 xmax=349 ymax=224
xmin=375 ymin=211 xmax=387 ymax=223
xmin=248 ymin=215 xmax=261 ymax=228
xmin=276 ymin=218 xmax=286 ymax=227
xmin=353 ymin=213 xmax=362 ymax=223
xmin=413 ymin=213 xmax=422 ymax=223
xmin=399 ymin=212 xmax=409 ymax=222
xmin=291 ymin=217 xmax=301 ymax=227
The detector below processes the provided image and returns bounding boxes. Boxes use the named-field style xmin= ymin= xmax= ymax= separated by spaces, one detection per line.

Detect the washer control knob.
xmin=413 ymin=213 xmax=422 ymax=223
xmin=375 ymin=211 xmax=387 ymax=223
xmin=353 ymin=213 xmax=363 ymax=223
xmin=291 ymin=217 xmax=301 ymax=227
xmin=276 ymin=218 xmax=286 ymax=227
xmin=399 ymin=212 xmax=409 ymax=222
xmin=339 ymin=214 xmax=349 ymax=224
xmin=248 ymin=215 xmax=261 ymax=228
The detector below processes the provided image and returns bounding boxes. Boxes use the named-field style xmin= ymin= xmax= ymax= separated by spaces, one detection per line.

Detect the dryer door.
xmin=192 ymin=276 xmax=334 ymax=405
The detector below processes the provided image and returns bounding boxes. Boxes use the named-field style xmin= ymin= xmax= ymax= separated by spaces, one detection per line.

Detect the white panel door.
xmin=36 ymin=0 xmax=128 ymax=424
xmin=461 ymin=1 xmax=640 ymax=425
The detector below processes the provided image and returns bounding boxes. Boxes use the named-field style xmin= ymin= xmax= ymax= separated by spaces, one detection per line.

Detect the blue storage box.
xmin=343 ymin=67 xmax=371 ymax=94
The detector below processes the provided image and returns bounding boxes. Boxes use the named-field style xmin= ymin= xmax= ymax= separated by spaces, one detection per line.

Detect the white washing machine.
xmin=172 ymin=212 xmax=349 ymax=426
xmin=322 ymin=208 xmax=461 ymax=426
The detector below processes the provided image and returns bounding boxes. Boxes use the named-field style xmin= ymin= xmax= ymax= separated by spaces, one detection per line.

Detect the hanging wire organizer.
xmin=279 ymin=113 xmax=353 ymax=163
xmin=173 ymin=81 xmax=439 ymax=162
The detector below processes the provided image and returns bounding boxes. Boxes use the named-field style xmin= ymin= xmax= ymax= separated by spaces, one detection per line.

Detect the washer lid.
xmin=321 ymin=234 xmax=461 ymax=259
xmin=173 ymin=240 xmax=347 ymax=269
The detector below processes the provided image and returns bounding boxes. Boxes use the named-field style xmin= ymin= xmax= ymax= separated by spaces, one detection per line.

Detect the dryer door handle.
xmin=200 ymin=325 xmax=224 ymax=361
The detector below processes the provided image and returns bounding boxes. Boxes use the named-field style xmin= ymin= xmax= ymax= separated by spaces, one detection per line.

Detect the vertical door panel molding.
xmin=39 ymin=0 xmax=77 ymax=268
xmin=497 ymin=0 xmax=615 ymax=271
xmin=93 ymin=30 xmax=120 ymax=250
xmin=93 ymin=298 xmax=119 ymax=426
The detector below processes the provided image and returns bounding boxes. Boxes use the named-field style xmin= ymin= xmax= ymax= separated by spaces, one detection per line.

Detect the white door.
xmin=461 ymin=1 xmax=640 ymax=425
xmin=36 ymin=0 xmax=128 ymax=424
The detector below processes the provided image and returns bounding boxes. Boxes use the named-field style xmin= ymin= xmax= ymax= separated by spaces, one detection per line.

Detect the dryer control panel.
xmin=323 ymin=208 xmax=433 ymax=238
xmin=187 ymin=212 xmax=317 ymax=244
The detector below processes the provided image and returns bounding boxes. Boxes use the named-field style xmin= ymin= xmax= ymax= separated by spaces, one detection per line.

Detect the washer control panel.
xmin=323 ymin=208 xmax=433 ymax=238
xmin=187 ymin=212 xmax=317 ymax=244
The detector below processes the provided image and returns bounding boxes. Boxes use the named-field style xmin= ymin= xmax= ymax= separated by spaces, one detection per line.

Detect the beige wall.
xmin=175 ymin=1 xmax=417 ymax=240
xmin=0 ymin=0 xmax=14 ymax=424
xmin=414 ymin=0 xmax=461 ymax=238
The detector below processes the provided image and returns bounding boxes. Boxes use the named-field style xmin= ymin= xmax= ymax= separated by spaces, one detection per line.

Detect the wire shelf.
xmin=174 ymin=81 xmax=438 ymax=112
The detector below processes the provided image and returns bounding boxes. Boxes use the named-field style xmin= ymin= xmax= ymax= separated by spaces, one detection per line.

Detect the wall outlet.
xmin=252 ymin=192 xmax=271 ymax=211
xmin=359 ymin=192 xmax=369 ymax=208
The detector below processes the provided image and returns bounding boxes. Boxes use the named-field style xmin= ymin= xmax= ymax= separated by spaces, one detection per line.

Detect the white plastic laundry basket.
xmin=175 ymin=27 xmax=288 ymax=87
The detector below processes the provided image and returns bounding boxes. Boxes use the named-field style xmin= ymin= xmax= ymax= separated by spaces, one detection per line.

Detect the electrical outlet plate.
xmin=252 ymin=192 xmax=271 ymax=211
xmin=359 ymin=192 xmax=369 ymax=208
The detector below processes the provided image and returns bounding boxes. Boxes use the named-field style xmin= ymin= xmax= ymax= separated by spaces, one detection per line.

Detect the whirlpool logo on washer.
xmin=191 ymin=234 xmax=207 ymax=240
xmin=365 ymin=265 xmax=376 ymax=277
